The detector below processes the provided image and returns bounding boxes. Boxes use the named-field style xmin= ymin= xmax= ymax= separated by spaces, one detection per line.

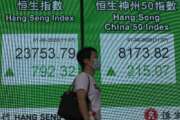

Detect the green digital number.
xmin=32 ymin=65 xmax=55 ymax=77
xmin=127 ymin=64 xmax=170 ymax=78
xmin=60 ymin=65 xmax=76 ymax=77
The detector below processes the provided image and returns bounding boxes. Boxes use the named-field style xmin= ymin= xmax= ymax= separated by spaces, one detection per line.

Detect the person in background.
xmin=74 ymin=47 xmax=101 ymax=120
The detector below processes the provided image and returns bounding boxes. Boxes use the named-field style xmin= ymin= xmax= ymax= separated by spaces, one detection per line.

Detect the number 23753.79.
xmin=15 ymin=48 xmax=76 ymax=59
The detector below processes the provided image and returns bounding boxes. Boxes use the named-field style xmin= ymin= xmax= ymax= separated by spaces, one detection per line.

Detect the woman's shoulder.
xmin=75 ymin=72 xmax=89 ymax=82
xmin=76 ymin=72 xmax=87 ymax=78
xmin=74 ymin=72 xmax=90 ymax=91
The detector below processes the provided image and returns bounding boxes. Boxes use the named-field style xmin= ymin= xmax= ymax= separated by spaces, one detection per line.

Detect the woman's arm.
xmin=76 ymin=89 xmax=90 ymax=120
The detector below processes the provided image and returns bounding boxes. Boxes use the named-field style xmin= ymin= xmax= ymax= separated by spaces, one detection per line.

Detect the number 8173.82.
xmin=119 ymin=47 xmax=168 ymax=59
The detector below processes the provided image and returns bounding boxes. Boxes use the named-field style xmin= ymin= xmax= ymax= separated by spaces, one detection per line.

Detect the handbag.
xmin=57 ymin=76 xmax=90 ymax=120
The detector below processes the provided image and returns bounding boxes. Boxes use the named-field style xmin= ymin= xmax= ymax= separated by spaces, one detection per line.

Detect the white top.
xmin=74 ymin=72 xmax=101 ymax=120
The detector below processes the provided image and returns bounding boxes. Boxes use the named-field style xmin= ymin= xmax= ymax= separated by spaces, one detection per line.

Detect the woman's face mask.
xmin=92 ymin=58 xmax=101 ymax=70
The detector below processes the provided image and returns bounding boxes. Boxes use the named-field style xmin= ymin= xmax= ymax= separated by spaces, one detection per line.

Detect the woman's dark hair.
xmin=77 ymin=47 xmax=97 ymax=70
